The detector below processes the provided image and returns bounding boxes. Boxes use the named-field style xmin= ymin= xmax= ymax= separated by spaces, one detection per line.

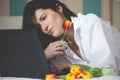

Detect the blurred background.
xmin=0 ymin=0 xmax=120 ymax=31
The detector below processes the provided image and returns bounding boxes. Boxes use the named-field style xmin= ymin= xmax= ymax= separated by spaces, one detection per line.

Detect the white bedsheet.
xmin=0 ymin=76 xmax=120 ymax=80
xmin=76 ymin=76 xmax=120 ymax=80
xmin=0 ymin=77 xmax=41 ymax=80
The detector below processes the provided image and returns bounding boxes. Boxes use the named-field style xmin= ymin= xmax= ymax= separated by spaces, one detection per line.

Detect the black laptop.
xmin=0 ymin=29 xmax=51 ymax=79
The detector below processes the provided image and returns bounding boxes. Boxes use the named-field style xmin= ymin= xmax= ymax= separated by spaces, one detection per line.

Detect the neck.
xmin=64 ymin=26 xmax=74 ymax=42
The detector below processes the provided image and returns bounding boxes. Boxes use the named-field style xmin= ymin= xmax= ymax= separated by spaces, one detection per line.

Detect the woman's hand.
xmin=44 ymin=40 xmax=67 ymax=59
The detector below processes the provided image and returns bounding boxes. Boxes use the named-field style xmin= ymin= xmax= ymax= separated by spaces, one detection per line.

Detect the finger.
xmin=55 ymin=51 xmax=64 ymax=55
xmin=56 ymin=46 xmax=66 ymax=51
xmin=53 ymin=40 xmax=67 ymax=46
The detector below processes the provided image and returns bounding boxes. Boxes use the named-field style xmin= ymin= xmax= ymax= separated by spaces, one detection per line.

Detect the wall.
xmin=0 ymin=0 xmax=27 ymax=16
xmin=101 ymin=0 xmax=120 ymax=31
xmin=112 ymin=0 xmax=120 ymax=31
xmin=83 ymin=0 xmax=101 ymax=17
xmin=10 ymin=0 xmax=27 ymax=16
xmin=101 ymin=0 xmax=111 ymax=21
xmin=59 ymin=0 xmax=82 ymax=14
xmin=0 ymin=0 xmax=9 ymax=16
xmin=0 ymin=0 xmax=27 ymax=29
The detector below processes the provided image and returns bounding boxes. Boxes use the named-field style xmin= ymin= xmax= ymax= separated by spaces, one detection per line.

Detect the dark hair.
xmin=22 ymin=0 xmax=76 ymax=29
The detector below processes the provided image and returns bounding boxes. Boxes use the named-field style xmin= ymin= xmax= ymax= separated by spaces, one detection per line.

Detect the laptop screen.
xmin=0 ymin=29 xmax=51 ymax=79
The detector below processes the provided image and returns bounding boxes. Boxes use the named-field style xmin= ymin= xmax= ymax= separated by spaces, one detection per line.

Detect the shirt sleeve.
xmin=75 ymin=13 xmax=115 ymax=68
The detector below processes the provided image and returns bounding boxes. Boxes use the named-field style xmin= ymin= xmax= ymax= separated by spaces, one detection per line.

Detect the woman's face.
xmin=34 ymin=8 xmax=65 ymax=37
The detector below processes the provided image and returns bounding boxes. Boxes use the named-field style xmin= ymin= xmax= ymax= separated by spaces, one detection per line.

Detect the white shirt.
xmin=50 ymin=13 xmax=120 ymax=70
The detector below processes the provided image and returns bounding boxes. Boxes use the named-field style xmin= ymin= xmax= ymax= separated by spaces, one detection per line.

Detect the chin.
xmin=53 ymin=35 xmax=59 ymax=38
xmin=53 ymin=33 xmax=61 ymax=38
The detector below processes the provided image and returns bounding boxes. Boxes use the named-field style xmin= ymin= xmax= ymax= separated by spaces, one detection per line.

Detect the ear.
xmin=56 ymin=4 xmax=63 ymax=14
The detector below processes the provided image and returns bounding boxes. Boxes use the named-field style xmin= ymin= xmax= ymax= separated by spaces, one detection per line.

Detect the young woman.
xmin=23 ymin=0 xmax=120 ymax=73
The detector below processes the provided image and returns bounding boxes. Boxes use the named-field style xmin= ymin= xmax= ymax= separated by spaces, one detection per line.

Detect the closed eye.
xmin=40 ymin=14 xmax=47 ymax=21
